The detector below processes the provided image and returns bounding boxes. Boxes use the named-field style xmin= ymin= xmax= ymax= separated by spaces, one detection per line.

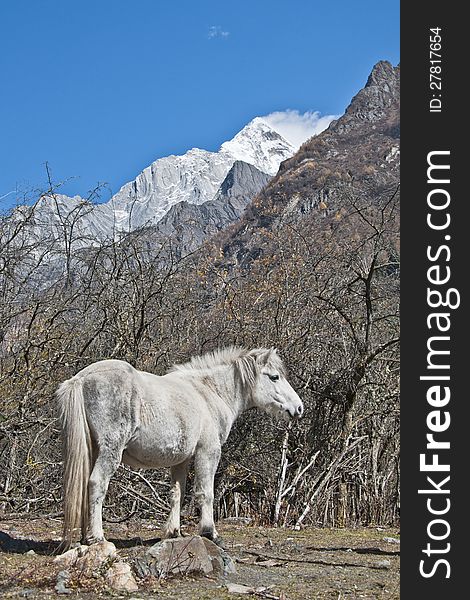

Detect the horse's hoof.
xmin=200 ymin=530 xmax=225 ymax=548
xmin=83 ymin=536 xmax=105 ymax=545
xmin=165 ymin=529 xmax=182 ymax=539
xmin=200 ymin=529 xmax=214 ymax=540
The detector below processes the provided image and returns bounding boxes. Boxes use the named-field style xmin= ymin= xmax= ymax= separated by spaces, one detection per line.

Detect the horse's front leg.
xmin=164 ymin=459 xmax=189 ymax=538
xmin=194 ymin=444 xmax=221 ymax=542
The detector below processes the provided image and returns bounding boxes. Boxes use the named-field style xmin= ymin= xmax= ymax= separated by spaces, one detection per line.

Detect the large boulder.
xmin=105 ymin=560 xmax=139 ymax=592
xmin=54 ymin=541 xmax=139 ymax=592
xmin=133 ymin=535 xmax=236 ymax=579
xmin=53 ymin=541 xmax=117 ymax=575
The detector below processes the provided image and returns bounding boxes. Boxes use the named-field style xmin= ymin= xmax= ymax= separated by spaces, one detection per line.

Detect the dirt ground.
xmin=0 ymin=517 xmax=400 ymax=599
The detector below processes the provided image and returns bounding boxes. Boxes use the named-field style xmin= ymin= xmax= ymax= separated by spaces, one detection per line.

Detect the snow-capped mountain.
xmin=102 ymin=117 xmax=295 ymax=233
xmin=220 ymin=117 xmax=296 ymax=176
xmin=21 ymin=117 xmax=295 ymax=239
xmin=109 ymin=147 xmax=234 ymax=232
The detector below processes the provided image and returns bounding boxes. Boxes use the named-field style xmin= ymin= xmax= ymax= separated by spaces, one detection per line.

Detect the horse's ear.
xmin=257 ymin=347 xmax=277 ymax=365
xmin=266 ymin=347 xmax=278 ymax=362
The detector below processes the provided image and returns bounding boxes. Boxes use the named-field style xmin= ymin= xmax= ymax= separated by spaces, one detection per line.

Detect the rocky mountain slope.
xmin=270 ymin=60 xmax=399 ymax=210
xmin=212 ymin=61 xmax=400 ymax=266
xmin=151 ymin=161 xmax=270 ymax=255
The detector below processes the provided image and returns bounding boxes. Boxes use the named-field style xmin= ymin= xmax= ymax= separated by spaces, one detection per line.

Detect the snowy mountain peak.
xmin=220 ymin=117 xmax=295 ymax=176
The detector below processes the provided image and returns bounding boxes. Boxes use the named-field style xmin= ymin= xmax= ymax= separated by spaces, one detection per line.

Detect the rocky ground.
xmin=0 ymin=518 xmax=400 ymax=599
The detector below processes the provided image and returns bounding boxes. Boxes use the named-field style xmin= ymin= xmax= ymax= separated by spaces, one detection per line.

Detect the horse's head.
xmin=248 ymin=348 xmax=304 ymax=420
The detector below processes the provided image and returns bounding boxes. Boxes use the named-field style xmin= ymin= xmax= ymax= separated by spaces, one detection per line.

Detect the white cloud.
xmin=208 ymin=25 xmax=230 ymax=39
xmin=261 ymin=109 xmax=339 ymax=149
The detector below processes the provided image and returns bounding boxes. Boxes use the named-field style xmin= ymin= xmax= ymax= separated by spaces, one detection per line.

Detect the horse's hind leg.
xmin=84 ymin=443 xmax=122 ymax=544
xmin=164 ymin=459 xmax=190 ymax=538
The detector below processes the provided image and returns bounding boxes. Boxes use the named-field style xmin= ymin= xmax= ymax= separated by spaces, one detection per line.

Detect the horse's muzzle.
xmin=289 ymin=404 xmax=304 ymax=420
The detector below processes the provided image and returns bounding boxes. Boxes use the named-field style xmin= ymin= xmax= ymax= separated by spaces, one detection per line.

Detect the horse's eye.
xmin=269 ymin=374 xmax=279 ymax=382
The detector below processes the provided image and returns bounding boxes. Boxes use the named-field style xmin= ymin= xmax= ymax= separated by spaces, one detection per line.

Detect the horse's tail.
xmin=57 ymin=375 xmax=92 ymax=548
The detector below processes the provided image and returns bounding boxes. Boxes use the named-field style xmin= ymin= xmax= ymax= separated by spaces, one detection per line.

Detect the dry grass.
xmin=0 ymin=517 xmax=399 ymax=599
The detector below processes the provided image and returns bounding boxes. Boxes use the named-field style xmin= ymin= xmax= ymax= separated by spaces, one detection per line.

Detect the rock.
xmin=53 ymin=545 xmax=88 ymax=568
xmin=226 ymin=583 xmax=269 ymax=595
xmin=54 ymin=541 xmax=117 ymax=576
xmin=255 ymin=558 xmax=283 ymax=568
xmin=373 ymin=559 xmax=391 ymax=569
xmin=106 ymin=560 xmax=138 ymax=592
xmin=18 ymin=590 xmax=36 ymax=598
xmin=80 ymin=541 xmax=117 ymax=572
xmin=55 ymin=570 xmax=71 ymax=594
xmin=54 ymin=542 xmax=139 ymax=591
xmin=223 ymin=517 xmax=253 ymax=525
xmin=383 ymin=536 xmax=400 ymax=544
xmin=133 ymin=535 xmax=236 ymax=579
xmin=201 ymin=536 xmax=237 ymax=577
xmin=25 ymin=549 xmax=36 ymax=555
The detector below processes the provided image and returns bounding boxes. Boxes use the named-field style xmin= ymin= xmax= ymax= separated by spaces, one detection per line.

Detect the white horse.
xmin=57 ymin=346 xmax=303 ymax=548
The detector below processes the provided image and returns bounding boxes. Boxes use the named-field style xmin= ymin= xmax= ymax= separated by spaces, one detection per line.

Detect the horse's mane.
xmin=170 ymin=346 xmax=286 ymax=390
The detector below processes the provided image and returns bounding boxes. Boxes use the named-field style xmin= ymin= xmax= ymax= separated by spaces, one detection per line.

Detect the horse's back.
xmin=76 ymin=359 xmax=137 ymax=379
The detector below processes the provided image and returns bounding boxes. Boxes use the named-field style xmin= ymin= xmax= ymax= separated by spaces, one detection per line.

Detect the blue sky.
xmin=0 ymin=0 xmax=399 ymax=207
